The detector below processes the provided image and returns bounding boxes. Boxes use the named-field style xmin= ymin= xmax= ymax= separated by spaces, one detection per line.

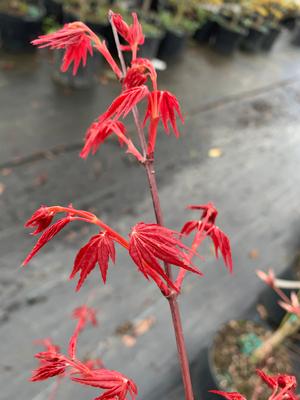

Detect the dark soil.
xmin=212 ymin=320 xmax=292 ymax=398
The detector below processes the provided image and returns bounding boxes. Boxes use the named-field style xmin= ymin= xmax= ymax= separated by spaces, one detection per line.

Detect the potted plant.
xmin=200 ymin=319 xmax=293 ymax=399
xmin=43 ymin=0 xmax=63 ymax=22
xmin=0 ymin=0 xmax=45 ymax=51
xmin=212 ymin=4 xmax=248 ymax=56
xmin=257 ymin=2 xmax=282 ymax=52
xmin=193 ymin=7 xmax=218 ymax=45
xmin=138 ymin=19 xmax=164 ymax=59
xmin=280 ymin=0 xmax=300 ymax=30
xmin=260 ymin=21 xmax=281 ymax=51
xmin=200 ymin=267 xmax=300 ymax=399
xmin=240 ymin=2 xmax=271 ymax=53
xmin=157 ymin=10 xmax=198 ymax=61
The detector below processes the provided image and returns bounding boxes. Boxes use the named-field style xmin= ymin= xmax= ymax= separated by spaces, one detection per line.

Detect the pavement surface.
xmin=1 ymin=31 xmax=300 ymax=400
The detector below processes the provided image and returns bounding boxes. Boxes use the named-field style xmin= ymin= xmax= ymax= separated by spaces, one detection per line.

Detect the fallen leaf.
xmin=0 ymin=168 xmax=12 ymax=176
xmin=208 ymin=147 xmax=222 ymax=158
xmin=121 ymin=335 xmax=136 ymax=347
xmin=249 ymin=249 xmax=259 ymax=259
xmin=134 ymin=316 xmax=155 ymax=336
xmin=115 ymin=321 xmax=134 ymax=336
xmin=45 ymin=151 xmax=55 ymax=160
xmin=208 ymin=148 xmax=222 ymax=158
xmin=0 ymin=183 xmax=6 ymax=195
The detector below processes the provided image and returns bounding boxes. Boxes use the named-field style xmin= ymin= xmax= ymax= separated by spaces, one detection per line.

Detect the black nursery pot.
xmin=43 ymin=0 xmax=63 ymax=23
xmin=138 ymin=34 xmax=163 ymax=59
xmin=213 ymin=24 xmax=247 ymax=56
xmin=260 ymin=27 xmax=281 ymax=51
xmin=281 ymin=16 xmax=297 ymax=31
xmin=0 ymin=9 xmax=44 ymax=52
xmin=194 ymin=20 xmax=218 ymax=44
xmin=240 ymin=27 xmax=269 ymax=52
xmin=157 ymin=29 xmax=187 ymax=61
xmin=291 ymin=24 xmax=300 ymax=46
xmin=197 ymin=347 xmax=220 ymax=400
xmin=86 ymin=22 xmax=115 ymax=51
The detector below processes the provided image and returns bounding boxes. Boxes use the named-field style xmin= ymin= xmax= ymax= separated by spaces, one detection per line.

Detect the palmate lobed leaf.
xmin=23 ymin=217 xmax=71 ymax=265
xmin=71 ymin=369 xmax=137 ymax=400
xmin=103 ymin=86 xmax=149 ymax=121
xmin=70 ymin=232 xmax=116 ymax=291
xmin=182 ymin=202 xmax=233 ymax=273
xmin=129 ymin=222 xmax=202 ymax=292
xmin=32 ymin=23 xmax=94 ymax=75
xmin=80 ymin=120 xmax=127 ymax=159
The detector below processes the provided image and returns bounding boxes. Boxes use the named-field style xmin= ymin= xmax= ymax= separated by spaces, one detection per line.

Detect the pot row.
xmin=194 ymin=19 xmax=282 ymax=55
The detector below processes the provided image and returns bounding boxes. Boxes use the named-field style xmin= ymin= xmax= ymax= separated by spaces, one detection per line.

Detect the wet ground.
xmin=1 ymin=31 xmax=300 ymax=400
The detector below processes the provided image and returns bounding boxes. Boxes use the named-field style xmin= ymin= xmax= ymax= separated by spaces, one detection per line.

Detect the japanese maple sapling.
xmin=24 ymin=11 xmax=235 ymax=400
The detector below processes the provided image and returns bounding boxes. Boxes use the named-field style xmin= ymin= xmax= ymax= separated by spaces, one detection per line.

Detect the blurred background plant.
xmin=1 ymin=0 xmax=300 ymax=56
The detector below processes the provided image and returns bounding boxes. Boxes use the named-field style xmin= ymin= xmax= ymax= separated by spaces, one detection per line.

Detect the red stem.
xmin=143 ymin=158 xmax=195 ymax=400
xmin=49 ymin=206 xmax=129 ymax=249
xmin=107 ymin=16 xmax=195 ymax=399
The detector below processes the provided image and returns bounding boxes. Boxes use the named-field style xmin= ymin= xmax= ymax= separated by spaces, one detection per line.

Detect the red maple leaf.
xmin=256 ymin=369 xmax=298 ymax=400
xmin=124 ymin=58 xmax=157 ymax=90
xmin=31 ymin=352 xmax=67 ymax=381
xmin=32 ymin=21 xmax=122 ymax=79
xmin=111 ymin=12 xmax=144 ymax=59
xmin=22 ymin=217 xmax=71 ymax=265
xmin=72 ymin=369 xmax=138 ymax=400
xmin=182 ymin=202 xmax=233 ymax=273
xmin=32 ymin=22 xmax=93 ymax=75
xmin=129 ymin=222 xmax=202 ymax=292
xmin=70 ymin=232 xmax=116 ymax=291
xmin=103 ymin=85 xmax=149 ymax=121
xmin=24 ymin=205 xmax=55 ymax=235
xmin=80 ymin=119 xmax=143 ymax=162
xmin=69 ymin=305 xmax=98 ymax=358
xmin=123 ymin=64 xmax=147 ymax=89
xmin=144 ymin=90 xmax=184 ymax=154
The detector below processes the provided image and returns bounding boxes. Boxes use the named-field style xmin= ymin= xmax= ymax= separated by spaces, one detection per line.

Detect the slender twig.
xmin=108 ymin=14 xmax=195 ymax=400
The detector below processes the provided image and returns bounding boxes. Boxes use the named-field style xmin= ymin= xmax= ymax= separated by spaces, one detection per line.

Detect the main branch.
xmin=108 ymin=13 xmax=195 ymax=399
